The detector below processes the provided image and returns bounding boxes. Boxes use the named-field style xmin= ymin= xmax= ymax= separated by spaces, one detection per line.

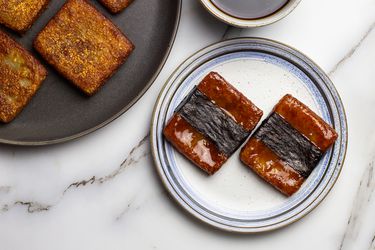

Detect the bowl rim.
xmin=199 ymin=0 xmax=302 ymax=28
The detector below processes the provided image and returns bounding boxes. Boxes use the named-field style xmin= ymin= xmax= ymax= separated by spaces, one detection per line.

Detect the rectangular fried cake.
xmin=164 ymin=72 xmax=263 ymax=175
xmin=0 ymin=0 xmax=50 ymax=33
xmin=33 ymin=0 xmax=134 ymax=96
xmin=99 ymin=0 xmax=134 ymax=13
xmin=0 ymin=31 xmax=47 ymax=123
xmin=240 ymin=94 xmax=338 ymax=196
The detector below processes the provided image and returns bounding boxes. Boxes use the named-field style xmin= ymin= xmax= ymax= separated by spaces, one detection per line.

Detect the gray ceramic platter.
xmin=0 ymin=0 xmax=181 ymax=145
xmin=151 ymin=38 xmax=347 ymax=233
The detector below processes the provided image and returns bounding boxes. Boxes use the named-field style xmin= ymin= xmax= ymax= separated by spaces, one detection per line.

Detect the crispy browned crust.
xmin=0 ymin=0 xmax=50 ymax=33
xmin=34 ymin=0 xmax=134 ymax=96
xmin=0 ymin=30 xmax=47 ymax=123
xmin=99 ymin=0 xmax=134 ymax=13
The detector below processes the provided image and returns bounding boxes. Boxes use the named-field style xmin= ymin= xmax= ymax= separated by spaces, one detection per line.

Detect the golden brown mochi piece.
xmin=34 ymin=0 xmax=134 ymax=96
xmin=0 ymin=0 xmax=50 ymax=33
xmin=197 ymin=72 xmax=263 ymax=131
xmin=163 ymin=114 xmax=227 ymax=175
xmin=274 ymin=94 xmax=338 ymax=151
xmin=0 ymin=30 xmax=47 ymax=123
xmin=240 ymin=138 xmax=304 ymax=196
xmin=99 ymin=0 xmax=134 ymax=13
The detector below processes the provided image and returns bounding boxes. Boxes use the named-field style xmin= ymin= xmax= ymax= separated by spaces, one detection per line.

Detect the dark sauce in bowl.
xmin=210 ymin=0 xmax=289 ymax=20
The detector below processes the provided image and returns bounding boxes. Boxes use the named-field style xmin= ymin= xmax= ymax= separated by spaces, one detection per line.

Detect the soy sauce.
xmin=210 ymin=0 xmax=289 ymax=20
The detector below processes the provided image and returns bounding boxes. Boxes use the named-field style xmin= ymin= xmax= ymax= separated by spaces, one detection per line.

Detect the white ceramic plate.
xmin=151 ymin=38 xmax=347 ymax=233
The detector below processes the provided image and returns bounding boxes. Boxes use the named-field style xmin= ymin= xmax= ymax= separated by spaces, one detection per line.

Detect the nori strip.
xmin=254 ymin=113 xmax=323 ymax=178
xmin=175 ymin=86 xmax=198 ymax=113
xmin=178 ymin=90 xmax=249 ymax=156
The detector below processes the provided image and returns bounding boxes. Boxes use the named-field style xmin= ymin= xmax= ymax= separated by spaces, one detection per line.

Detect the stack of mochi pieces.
xmin=163 ymin=72 xmax=338 ymax=196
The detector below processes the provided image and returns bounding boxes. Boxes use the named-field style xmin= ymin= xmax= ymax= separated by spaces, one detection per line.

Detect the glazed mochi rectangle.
xmin=240 ymin=94 xmax=338 ymax=196
xmin=164 ymin=72 xmax=263 ymax=175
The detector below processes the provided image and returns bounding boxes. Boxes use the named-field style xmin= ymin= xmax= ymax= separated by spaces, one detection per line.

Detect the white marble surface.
xmin=0 ymin=0 xmax=375 ymax=249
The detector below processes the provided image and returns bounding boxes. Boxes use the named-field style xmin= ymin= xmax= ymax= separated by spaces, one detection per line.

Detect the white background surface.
xmin=0 ymin=0 xmax=375 ymax=249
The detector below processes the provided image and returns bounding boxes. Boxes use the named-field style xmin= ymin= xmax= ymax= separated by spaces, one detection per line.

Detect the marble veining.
xmin=221 ymin=26 xmax=243 ymax=40
xmin=1 ymin=201 xmax=51 ymax=214
xmin=328 ymin=21 xmax=375 ymax=76
xmin=339 ymin=159 xmax=375 ymax=250
xmin=1 ymin=0 xmax=375 ymax=249
xmin=64 ymin=135 xmax=149 ymax=192
xmin=0 ymin=135 xmax=149 ymax=214
xmin=14 ymin=201 xmax=51 ymax=213
xmin=115 ymin=201 xmax=134 ymax=221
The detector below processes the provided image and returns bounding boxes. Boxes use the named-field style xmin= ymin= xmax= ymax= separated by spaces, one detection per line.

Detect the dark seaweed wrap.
xmin=254 ymin=113 xmax=323 ymax=178
xmin=177 ymin=89 xmax=249 ymax=156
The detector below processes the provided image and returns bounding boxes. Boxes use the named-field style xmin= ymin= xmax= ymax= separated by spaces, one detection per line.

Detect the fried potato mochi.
xmin=99 ymin=0 xmax=134 ymax=13
xmin=164 ymin=72 xmax=263 ymax=175
xmin=0 ymin=0 xmax=50 ymax=33
xmin=240 ymin=94 xmax=338 ymax=196
xmin=34 ymin=0 xmax=134 ymax=96
xmin=0 ymin=30 xmax=47 ymax=123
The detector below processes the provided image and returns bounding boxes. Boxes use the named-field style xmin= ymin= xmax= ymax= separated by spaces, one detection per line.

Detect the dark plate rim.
xmin=150 ymin=37 xmax=348 ymax=233
xmin=0 ymin=0 xmax=182 ymax=146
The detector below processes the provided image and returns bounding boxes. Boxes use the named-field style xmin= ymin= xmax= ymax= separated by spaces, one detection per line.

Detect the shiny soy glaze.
xmin=240 ymin=138 xmax=304 ymax=196
xmin=197 ymin=72 xmax=263 ymax=131
xmin=254 ymin=112 xmax=323 ymax=178
xmin=210 ymin=0 xmax=289 ymax=20
xmin=163 ymin=114 xmax=227 ymax=175
xmin=274 ymin=94 xmax=338 ymax=151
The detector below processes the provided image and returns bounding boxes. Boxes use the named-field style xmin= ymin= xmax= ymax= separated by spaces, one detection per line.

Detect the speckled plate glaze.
xmin=151 ymin=38 xmax=347 ymax=233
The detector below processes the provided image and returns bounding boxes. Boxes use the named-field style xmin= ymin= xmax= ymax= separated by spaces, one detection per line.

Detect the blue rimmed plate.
xmin=151 ymin=38 xmax=347 ymax=233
